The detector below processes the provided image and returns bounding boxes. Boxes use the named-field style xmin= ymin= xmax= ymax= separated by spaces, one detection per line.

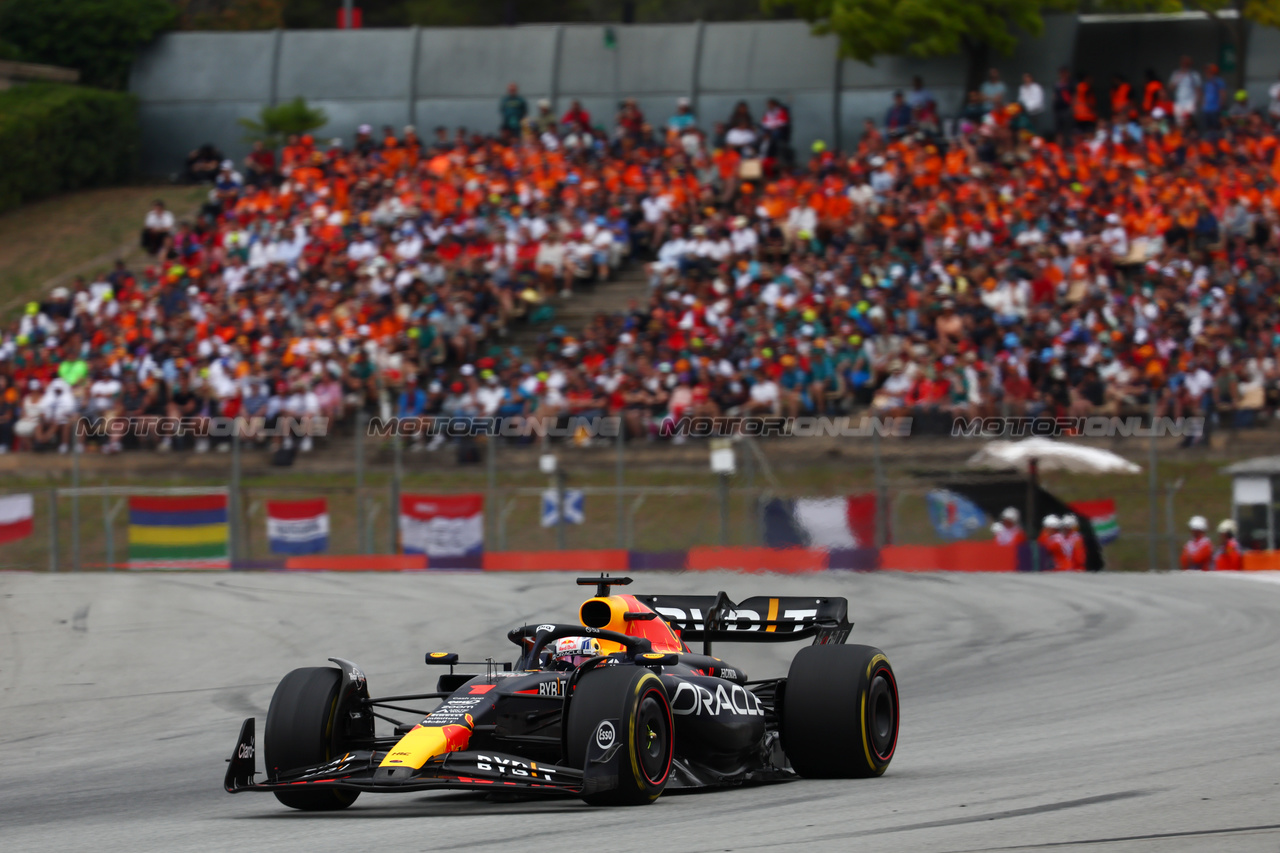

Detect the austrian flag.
xmin=0 ymin=494 xmax=34 ymax=544
xmin=266 ymin=499 xmax=329 ymax=555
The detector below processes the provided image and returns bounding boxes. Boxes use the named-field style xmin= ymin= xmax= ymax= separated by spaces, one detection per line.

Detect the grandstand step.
xmin=505 ymin=268 xmax=648 ymax=350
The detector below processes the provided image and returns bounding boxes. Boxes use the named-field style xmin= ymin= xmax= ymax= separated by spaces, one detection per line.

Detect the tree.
xmin=771 ymin=0 xmax=1075 ymax=93
xmin=0 ymin=0 xmax=177 ymax=90
xmin=238 ymin=97 xmax=329 ymax=149
xmin=177 ymin=0 xmax=285 ymax=30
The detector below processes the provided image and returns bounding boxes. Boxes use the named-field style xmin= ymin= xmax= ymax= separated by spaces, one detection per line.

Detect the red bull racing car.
xmin=224 ymin=576 xmax=899 ymax=809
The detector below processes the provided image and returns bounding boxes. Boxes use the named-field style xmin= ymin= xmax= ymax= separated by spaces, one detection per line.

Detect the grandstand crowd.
xmin=3 ymin=58 xmax=1280 ymax=454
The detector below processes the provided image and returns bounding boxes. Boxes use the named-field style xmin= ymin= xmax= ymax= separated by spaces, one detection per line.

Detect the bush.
xmin=0 ymin=0 xmax=177 ymax=90
xmin=0 ymin=83 xmax=139 ymax=214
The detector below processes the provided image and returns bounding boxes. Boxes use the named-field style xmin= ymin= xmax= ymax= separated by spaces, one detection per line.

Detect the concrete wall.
xmin=127 ymin=17 xmax=1272 ymax=176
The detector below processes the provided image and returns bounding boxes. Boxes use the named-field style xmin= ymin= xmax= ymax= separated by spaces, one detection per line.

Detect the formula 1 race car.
xmin=224 ymin=575 xmax=898 ymax=809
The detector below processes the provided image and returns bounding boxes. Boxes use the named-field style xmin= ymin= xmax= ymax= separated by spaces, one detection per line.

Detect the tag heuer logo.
xmin=595 ymin=721 xmax=616 ymax=749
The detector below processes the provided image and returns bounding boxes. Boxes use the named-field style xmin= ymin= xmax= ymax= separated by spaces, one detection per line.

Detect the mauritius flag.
xmin=128 ymin=494 xmax=229 ymax=568
xmin=1070 ymin=499 xmax=1119 ymax=544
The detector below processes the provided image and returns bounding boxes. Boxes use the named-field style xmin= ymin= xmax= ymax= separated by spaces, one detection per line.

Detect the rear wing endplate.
xmin=633 ymin=593 xmax=851 ymax=655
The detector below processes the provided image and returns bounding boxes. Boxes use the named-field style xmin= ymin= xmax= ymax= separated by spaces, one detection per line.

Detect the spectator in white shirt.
xmin=744 ymin=370 xmax=780 ymax=415
xmin=1018 ymin=73 xmax=1045 ymax=125
xmin=1100 ymin=213 xmax=1130 ymax=260
xmin=141 ymin=200 xmax=174 ymax=256
xmin=647 ymin=225 xmax=691 ymax=286
xmin=36 ymin=377 xmax=78 ymax=452
xmin=730 ymin=216 xmax=758 ymax=257
xmin=536 ymin=231 xmax=569 ymax=296
xmin=1269 ymin=70 xmax=1280 ymax=124
xmin=785 ymin=201 xmax=817 ymax=249
xmin=394 ymin=224 xmax=424 ymax=261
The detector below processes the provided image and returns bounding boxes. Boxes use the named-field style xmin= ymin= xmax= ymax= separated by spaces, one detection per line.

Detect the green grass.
xmin=0 ymin=184 xmax=206 ymax=317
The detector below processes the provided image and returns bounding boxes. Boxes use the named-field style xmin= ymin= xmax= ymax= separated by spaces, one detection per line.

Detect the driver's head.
xmin=550 ymin=636 xmax=602 ymax=669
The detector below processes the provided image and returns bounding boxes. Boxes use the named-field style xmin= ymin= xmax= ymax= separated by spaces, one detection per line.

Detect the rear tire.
xmin=565 ymin=667 xmax=673 ymax=805
xmin=782 ymin=644 xmax=898 ymax=778
xmin=264 ymin=666 xmax=360 ymax=811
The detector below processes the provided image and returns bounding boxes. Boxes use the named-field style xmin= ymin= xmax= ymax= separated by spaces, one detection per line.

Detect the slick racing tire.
xmin=264 ymin=666 xmax=360 ymax=811
xmin=782 ymin=644 xmax=898 ymax=778
xmin=565 ymin=667 xmax=673 ymax=805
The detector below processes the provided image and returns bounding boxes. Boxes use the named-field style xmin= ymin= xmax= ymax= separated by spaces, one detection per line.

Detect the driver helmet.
xmin=550 ymin=636 xmax=602 ymax=669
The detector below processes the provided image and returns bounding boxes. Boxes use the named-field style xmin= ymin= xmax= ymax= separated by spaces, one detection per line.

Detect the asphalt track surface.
xmin=3 ymin=570 xmax=1280 ymax=853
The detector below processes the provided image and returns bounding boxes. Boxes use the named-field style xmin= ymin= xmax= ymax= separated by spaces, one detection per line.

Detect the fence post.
xmin=71 ymin=429 xmax=80 ymax=572
xmin=103 ymin=494 xmax=113 ymax=571
xmin=718 ymin=473 xmax=729 ymax=546
xmin=230 ymin=429 xmax=242 ymax=563
xmin=873 ymin=427 xmax=887 ymax=548
xmin=408 ymin=25 xmax=422 ymax=128
xmin=615 ymin=427 xmax=625 ymax=548
xmin=1147 ymin=394 xmax=1159 ymax=572
xmin=389 ymin=432 xmax=402 ymax=554
xmin=48 ymin=488 xmax=58 ymax=572
xmin=356 ymin=411 xmax=367 ymax=554
xmin=487 ymin=433 xmax=497 ymax=550
xmin=556 ymin=468 xmax=566 ymax=551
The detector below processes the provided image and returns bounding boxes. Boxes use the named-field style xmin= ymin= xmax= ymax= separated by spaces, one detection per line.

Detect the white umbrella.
xmin=966 ymin=438 xmax=1142 ymax=475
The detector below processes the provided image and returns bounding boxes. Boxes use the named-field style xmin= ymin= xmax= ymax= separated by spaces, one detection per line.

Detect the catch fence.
xmin=3 ymin=422 xmax=1248 ymax=573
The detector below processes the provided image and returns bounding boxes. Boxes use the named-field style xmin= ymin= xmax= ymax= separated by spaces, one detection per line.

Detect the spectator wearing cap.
xmin=1038 ymin=515 xmax=1065 ymax=571
xmin=500 ymin=83 xmax=527 ymax=134
xmin=533 ymin=99 xmax=556 ymax=135
xmin=668 ymin=97 xmax=696 ymax=133
xmin=994 ymin=508 xmax=1025 ymax=546
xmin=1182 ymin=516 xmax=1213 ymax=570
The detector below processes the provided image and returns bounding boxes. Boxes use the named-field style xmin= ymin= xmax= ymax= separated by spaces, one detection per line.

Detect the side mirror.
xmin=425 ymin=652 xmax=458 ymax=665
xmin=637 ymin=652 xmax=678 ymax=666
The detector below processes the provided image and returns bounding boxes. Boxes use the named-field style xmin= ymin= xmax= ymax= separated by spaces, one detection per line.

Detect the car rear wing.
xmin=633 ymin=593 xmax=851 ymax=655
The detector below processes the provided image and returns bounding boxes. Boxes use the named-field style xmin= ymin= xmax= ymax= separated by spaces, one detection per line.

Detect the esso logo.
xmin=595 ymin=721 xmax=616 ymax=749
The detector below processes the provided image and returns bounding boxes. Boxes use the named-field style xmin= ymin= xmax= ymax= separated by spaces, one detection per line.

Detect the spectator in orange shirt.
xmin=994 ymin=507 xmax=1026 ymax=546
xmin=1181 ymin=516 xmax=1214 ymax=570
xmin=1061 ymin=514 xmax=1086 ymax=571
xmin=1214 ymin=520 xmax=1244 ymax=571
xmin=1038 ymin=515 xmax=1065 ymax=571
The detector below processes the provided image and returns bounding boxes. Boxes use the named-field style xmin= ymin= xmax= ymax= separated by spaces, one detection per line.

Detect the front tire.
xmin=565 ymin=667 xmax=673 ymax=805
xmin=264 ymin=666 xmax=359 ymax=811
xmin=782 ymin=644 xmax=899 ymax=778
